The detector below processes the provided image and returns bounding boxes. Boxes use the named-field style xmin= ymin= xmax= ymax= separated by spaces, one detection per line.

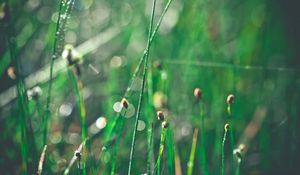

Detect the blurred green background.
xmin=0 ymin=0 xmax=300 ymax=174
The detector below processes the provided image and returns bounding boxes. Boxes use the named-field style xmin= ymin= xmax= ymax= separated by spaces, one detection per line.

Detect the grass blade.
xmin=166 ymin=127 xmax=175 ymax=174
xmin=127 ymin=0 xmax=157 ymax=174
xmin=200 ymin=102 xmax=208 ymax=175
xmin=44 ymin=0 xmax=75 ymax=146
xmin=37 ymin=145 xmax=47 ymax=175
xmin=156 ymin=127 xmax=167 ymax=175
xmin=67 ymin=68 xmax=88 ymax=175
xmin=187 ymin=128 xmax=198 ymax=175
xmin=222 ymin=124 xmax=229 ymax=175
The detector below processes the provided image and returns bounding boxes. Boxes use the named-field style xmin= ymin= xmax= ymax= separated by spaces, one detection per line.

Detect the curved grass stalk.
xmin=187 ymin=128 xmax=198 ymax=175
xmin=127 ymin=0 xmax=157 ymax=174
xmin=221 ymin=125 xmax=229 ymax=175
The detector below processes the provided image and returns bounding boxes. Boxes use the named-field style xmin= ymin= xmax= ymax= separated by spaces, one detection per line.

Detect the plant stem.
xmin=157 ymin=128 xmax=167 ymax=175
xmin=235 ymin=160 xmax=241 ymax=175
xmin=228 ymin=104 xmax=235 ymax=175
xmin=110 ymin=111 xmax=127 ymax=175
xmin=124 ymin=0 xmax=174 ymax=99
xmin=5 ymin=3 xmax=30 ymax=173
xmin=127 ymin=0 xmax=157 ymax=174
xmin=200 ymin=102 xmax=208 ymax=175
xmin=187 ymin=128 xmax=198 ymax=175
xmin=68 ymin=69 xmax=87 ymax=175
xmin=166 ymin=127 xmax=175 ymax=174
xmin=147 ymin=123 xmax=154 ymax=175
xmin=221 ymin=127 xmax=228 ymax=175
xmin=37 ymin=145 xmax=48 ymax=175
xmin=44 ymin=0 xmax=64 ymax=146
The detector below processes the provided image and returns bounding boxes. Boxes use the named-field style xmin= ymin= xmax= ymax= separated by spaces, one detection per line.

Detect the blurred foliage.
xmin=0 ymin=0 xmax=300 ymax=174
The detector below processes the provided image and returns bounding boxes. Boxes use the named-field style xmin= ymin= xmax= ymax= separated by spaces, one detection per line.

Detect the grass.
xmin=44 ymin=0 xmax=75 ymax=147
xmin=187 ymin=128 xmax=198 ymax=175
xmin=1 ymin=0 xmax=300 ymax=174
xmin=127 ymin=0 xmax=157 ymax=173
xmin=221 ymin=123 xmax=229 ymax=175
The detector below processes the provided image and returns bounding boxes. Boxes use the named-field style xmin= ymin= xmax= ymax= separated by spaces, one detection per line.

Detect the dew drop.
xmin=125 ymin=104 xmax=135 ymax=118
xmin=113 ymin=102 xmax=122 ymax=113
xmin=130 ymin=78 xmax=142 ymax=91
xmin=96 ymin=117 xmax=107 ymax=129
xmin=59 ymin=103 xmax=73 ymax=117
xmin=137 ymin=120 xmax=146 ymax=131
xmin=110 ymin=56 xmax=123 ymax=68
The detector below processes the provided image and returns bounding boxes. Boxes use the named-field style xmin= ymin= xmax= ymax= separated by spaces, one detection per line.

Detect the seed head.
xmin=27 ymin=86 xmax=43 ymax=100
xmin=194 ymin=88 xmax=202 ymax=100
xmin=162 ymin=121 xmax=168 ymax=128
xmin=234 ymin=144 xmax=245 ymax=161
xmin=234 ymin=148 xmax=242 ymax=160
xmin=156 ymin=111 xmax=165 ymax=121
xmin=227 ymin=94 xmax=234 ymax=104
xmin=121 ymin=98 xmax=129 ymax=109
xmin=74 ymin=150 xmax=81 ymax=159
xmin=238 ymin=144 xmax=245 ymax=152
xmin=62 ymin=44 xmax=82 ymax=66
xmin=224 ymin=123 xmax=230 ymax=132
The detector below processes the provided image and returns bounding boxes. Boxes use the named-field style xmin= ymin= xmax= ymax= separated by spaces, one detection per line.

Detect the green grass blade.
xmin=67 ymin=68 xmax=88 ymax=175
xmin=156 ymin=127 xmax=167 ymax=175
xmin=147 ymin=123 xmax=154 ymax=175
xmin=200 ymin=102 xmax=208 ymax=175
xmin=187 ymin=128 xmax=198 ymax=175
xmin=227 ymin=103 xmax=235 ymax=175
xmin=127 ymin=0 xmax=157 ymax=174
xmin=222 ymin=124 xmax=229 ymax=175
xmin=166 ymin=127 xmax=175 ymax=175
xmin=44 ymin=0 xmax=75 ymax=146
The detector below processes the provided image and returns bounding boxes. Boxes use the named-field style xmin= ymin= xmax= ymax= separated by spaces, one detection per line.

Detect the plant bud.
xmin=121 ymin=98 xmax=129 ymax=109
xmin=224 ymin=123 xmax=229 ymax=132
xmin=194 ymin=88 xmax=202 ymax=100
xmin=156 ymin=111 xmax=165 ymax=121
xmin=162 ymin=121 xmax=168 ymax=128
xmin=227 ymin=94 xmax=234 ymax=104
xmin=74 ymin=150 xmax=81 ymax=159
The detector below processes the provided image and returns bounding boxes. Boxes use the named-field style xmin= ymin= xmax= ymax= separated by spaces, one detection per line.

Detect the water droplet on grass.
xmin=113 ymin=102 xmax=122 ymax=112
xmin=137 ymin=120 xmax=146 ymax=131
xmin=110 ymin=56 xmax=123 ymax=68
xmin=130 ymin=78 xmax=142 ymax=91
xmin=96 ymin=117 xmax=107 ymax=129
xmin=59 ymin=103 xmax=73 ymax=117
xmin=125 ymin=104 xmax=135 ymax=118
